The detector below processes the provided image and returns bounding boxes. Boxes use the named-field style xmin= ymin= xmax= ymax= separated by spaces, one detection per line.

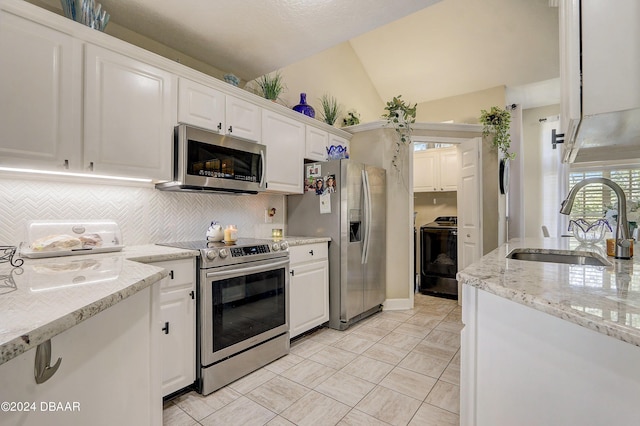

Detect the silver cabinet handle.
xmin=228 ymin=125 xmax=233 ymax=133
xmin=34 ymin=339 xmax=62 ymax=384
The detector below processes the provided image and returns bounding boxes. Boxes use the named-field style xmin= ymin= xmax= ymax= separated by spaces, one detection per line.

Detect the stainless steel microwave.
xmin=156 ymin=124 xmax=266 ymax=194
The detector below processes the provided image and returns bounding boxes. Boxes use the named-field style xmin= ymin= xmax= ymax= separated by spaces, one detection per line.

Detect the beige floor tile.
xmin=425 ymin=380 xmax=460 ymax=414
xmin=162 ymin=404 xmax=198 ymax=426
xmin=246 ymin=376 xmax=310 ymax=414
xmin=355 ymin=385 xmax=421 ymax=426
xmin=409 ymin=403 xmax=459 ymax=426
xmin=341 ymin=356 xmax=395 ymax=384
xmin=440 ymin=362 xmax=461 ymax=386
xmin=309 ymin=345 xmax=358 ymax=370
xmin=308 ymin=328 xmax=347 ymax=345
xmin=281 ymin=358 xmax=336 ymax=388
xmin=366 ymin=317 xmax=402 ymax=331
xmin=424 ymin=329 xmax=461 ymax=350
xmin=436 ymin=321 xmax=464 ymax=334
xmin=171 ymin=391 xmax=217 ymax=421
xmin=419 ymin=303 xmax=456 ymax=316
xmin=228 ymin=367 xmax=277 ymax=394
xmin=200 ymin=396 xmax=276 ymax=426
xmin=351 ymin=325 xmax=391 ymax=342
xmin=394 ymin=322 xmax=433 ymax=339
xmin=377 ymin=310 xmax=415 ymax=322
xmin=266 ymin=415 xmax=297 ymax=425
xmin=263 ymin=353 xmax=305 ymax=374
xmin=405 ymin=313 xmax=445 ymax=327
xmin=378 ymin=331 xmax=422 ymax=351
xmin=290 ymin=338 xmax=327 ymax=358
xmin=379 ymin=366 xmax=437 ymax=401
xmin=398 ymin=351 xmax=449 ymax=378
xmin=362 ymin=342 xmax=410 ymax=365
xmin=337 ymin=409 xmax=390 ymax=426
xmin=451 ymin=349 xmax=461 ymax=366
xmin=412 ymin=340 xmax=457 ymax=362
xmin=202 ymin=386 xmax=243 ymax=410
xmin=280 ymin=390 xmax=351 ymax=426
xmin=332 ymin=334 xmax=376 ymax=354
xmin=315 ymin=371 xmax=376 ymax=407
xmin=444 ymin=310 xmax=462 ymax=323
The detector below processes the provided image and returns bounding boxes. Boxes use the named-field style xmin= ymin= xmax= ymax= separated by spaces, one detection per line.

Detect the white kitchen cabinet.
xmin=289 ymin=243 xmax=329 ymax=338
xmin=461 ymin=284 xmax=640 ymax=426
xmin=305 ymin=126 xmax=329 ymax=161
xmin=84 ymin=44 xmax=177 ymax=181
xmin=225 ymin=95 xmax=261 ymax=142
xmin=178 ymin=77 xmax=225 ymax=133
xmin=262 ymin=109 xmax=305 ymax=193
xmin=0 ymin=285 xmax=162 ymax=426
xmin=150 ymin=258 xmax=196 ymax=397
xmin=0 ymin=9 xmax=82 ymax=171
xmin=413 ymin=147 xmax=458 ymax=192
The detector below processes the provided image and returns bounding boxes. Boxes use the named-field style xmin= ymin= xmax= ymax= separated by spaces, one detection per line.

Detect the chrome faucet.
xmin=560 ymin=177 xmax=632 ymax=259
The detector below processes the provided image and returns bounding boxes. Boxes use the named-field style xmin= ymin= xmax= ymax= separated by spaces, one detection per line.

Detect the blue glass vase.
xmin=292 ymin=93 xmax=315 ymax=118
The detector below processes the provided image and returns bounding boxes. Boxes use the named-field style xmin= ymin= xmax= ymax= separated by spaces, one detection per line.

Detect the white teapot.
xmin=206 ymin=222 xmax=224 ymax=242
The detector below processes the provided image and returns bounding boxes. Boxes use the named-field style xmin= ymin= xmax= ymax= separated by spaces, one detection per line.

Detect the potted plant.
xmin=479 ymin=106 xmax=515 ymax=160
xmin=342 ymin=109 xmax=360 ymax=127
xmin=319 ymin=93 xmax=341 ymax=125
xmin=255 ymin=71 xmax=285 ymax=101
xmin=382 ymin=95 xmax=417 ymax=170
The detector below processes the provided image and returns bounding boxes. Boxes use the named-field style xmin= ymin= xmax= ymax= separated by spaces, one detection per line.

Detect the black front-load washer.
xmin=419 ymin=216 xmax=458 ymax=299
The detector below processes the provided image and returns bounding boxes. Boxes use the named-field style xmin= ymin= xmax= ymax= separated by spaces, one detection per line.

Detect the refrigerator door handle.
xmin=361 ymin=169 xmax=372 ymax=264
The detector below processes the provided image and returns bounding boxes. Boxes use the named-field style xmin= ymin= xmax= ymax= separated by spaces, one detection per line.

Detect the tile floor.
xmin=163 ymin=293 xmax=462 ymax=426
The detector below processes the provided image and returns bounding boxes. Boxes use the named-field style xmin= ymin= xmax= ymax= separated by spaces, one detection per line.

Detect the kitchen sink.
xmin=506 ymin=248 xmax=611 ymax=266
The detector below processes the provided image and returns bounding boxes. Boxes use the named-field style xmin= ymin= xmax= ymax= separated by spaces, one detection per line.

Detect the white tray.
xmin=20 ymin=245 xmax=124 ymax=259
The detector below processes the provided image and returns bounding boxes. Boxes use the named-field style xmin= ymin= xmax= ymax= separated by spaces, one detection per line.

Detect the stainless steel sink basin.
xmin=506 ymin=248 xmax=611 ymax=266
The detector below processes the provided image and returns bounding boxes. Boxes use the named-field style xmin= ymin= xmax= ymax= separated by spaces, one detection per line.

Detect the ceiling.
xmin=35 ymin=0 xmax=559 ymax=105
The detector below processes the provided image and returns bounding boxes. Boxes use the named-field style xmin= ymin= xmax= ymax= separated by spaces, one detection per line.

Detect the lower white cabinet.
xmin=289 ymin=243 xmax=329 ymax=338
xmin=0 ymin=285 xmax=162 ymax=426
xmin=149 ymin=258 xmax=196 ymax=397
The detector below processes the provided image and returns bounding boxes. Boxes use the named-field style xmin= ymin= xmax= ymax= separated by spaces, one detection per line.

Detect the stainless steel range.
xmin=158 ymin=238 xmax=290 ymax=395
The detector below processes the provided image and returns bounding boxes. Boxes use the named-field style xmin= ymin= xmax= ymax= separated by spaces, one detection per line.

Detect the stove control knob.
xmin=271 ymin=243 xmax=280 ymax=251
xmin=205 ymin=249 xmax=218 ymax=260
xmin=219 ymin=248 xmax=229 ymax=258
xmin=280 ymin=241 xmax=289 ymax=250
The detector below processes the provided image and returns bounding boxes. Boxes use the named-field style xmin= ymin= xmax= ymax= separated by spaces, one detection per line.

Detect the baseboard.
xmin=383 ymin=298 xmax=413 ymax=311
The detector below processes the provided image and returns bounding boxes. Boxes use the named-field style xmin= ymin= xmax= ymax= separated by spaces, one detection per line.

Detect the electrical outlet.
xmin=264 ymin=209 xmax=273 ymax=223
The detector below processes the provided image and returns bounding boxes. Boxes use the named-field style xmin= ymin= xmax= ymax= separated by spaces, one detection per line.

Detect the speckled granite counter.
xmin=0 ymin=245 xmax=198 ymax=365
xmin=284 ymin=236 xmax=331 ymax=246
xmin=457 ymin=237 xmax=640 ymax=347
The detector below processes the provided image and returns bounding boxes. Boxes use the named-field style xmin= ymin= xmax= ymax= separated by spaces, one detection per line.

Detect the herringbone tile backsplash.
xmin=0 ymin=177 xmax=286 ymax=246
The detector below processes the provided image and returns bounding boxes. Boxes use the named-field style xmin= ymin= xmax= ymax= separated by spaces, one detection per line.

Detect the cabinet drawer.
xmin=289 ymin=243 xmax=328 ymax=265
xmin=152 ymin=258 xmax=196 ymax=291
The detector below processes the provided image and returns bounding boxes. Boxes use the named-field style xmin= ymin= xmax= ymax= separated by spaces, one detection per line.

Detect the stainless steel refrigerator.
xmin=287 ymin=160 xmax=386 ymax=330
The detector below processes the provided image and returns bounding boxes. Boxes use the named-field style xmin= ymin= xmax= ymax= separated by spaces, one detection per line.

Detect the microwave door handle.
xmin=205 ymin=259 xmax=289 ymax=279
xmin=259 ymin=149 xmax=266 ymax=188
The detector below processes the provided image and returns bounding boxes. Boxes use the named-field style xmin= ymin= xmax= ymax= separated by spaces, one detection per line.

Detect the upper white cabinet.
xmin=178 ymin=78 xmax=225 ymax=133
xmin=414 ymin=147 xmax=458 ymax=192
xmin=225 ymin=96 xmax=261 ymax=142
xmin=305 ymin=126 xmax=329 ymax=161
xmin=262 ymin=109 xmax=305 ymax=193
xmin=0 ymin=10 xmax=81 ymax=170
xmin=84 ymin=44 xmax=176 ymax=181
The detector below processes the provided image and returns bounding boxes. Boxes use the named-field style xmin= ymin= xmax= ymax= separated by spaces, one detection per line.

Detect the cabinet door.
xmin=439 ymin=148 xmax=458 ymax=191
xmin=558 ymin=0 xmax=581 ymax=150
xmin=413 ymin=151 xmax=438 ymax=192
xmin=84 ymin=44 xmax=176 ymax=181
xmin=0 ymin=10 xmax=81 ymax=170
xmin=225 ymin=95 xmax=261 ymax=142
xmin=305 ymin=126 xmax=329 ymax=161
xmin=262 ymin=109 xmax=305 ymax=193
xmin=290 ymin=260 xmax=329 ymax=338
xmin=151 ymin=259 xmax=196 ymax=396
xmin=178 ymin=78 xmax=225 ymax=132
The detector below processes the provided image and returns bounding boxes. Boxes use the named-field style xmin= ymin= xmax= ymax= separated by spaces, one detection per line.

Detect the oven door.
xmin=200 ymin=258 xmax=289 ymax=366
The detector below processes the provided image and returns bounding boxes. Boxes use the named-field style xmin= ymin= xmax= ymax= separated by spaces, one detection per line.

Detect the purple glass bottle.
xmin=292 ymin=93 xmax=315 ymax=118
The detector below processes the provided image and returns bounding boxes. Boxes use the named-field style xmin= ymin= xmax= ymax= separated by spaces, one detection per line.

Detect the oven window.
xmin=211 ymin=268 xmax=285 ymax=352
xmin=187 ymin=140 xmax=261 ymax=182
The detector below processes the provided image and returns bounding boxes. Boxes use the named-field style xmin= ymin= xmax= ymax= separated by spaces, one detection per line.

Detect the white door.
xmin=178 ymin=78 xmax=225 ymax=132
xmin=262 ymin=110 xmax=305 ymax=193
xmin=457 ymin=138 xmax=482 ymax=272
xmin=305 ymin=126 xmax=329 ymax=161
xmin=225 ymin=95 xmax=261 ymax=142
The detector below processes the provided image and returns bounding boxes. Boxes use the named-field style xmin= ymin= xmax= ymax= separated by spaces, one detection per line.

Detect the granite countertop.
xmin=458 ymin=237 xmax=640 ymax=347
xmin=0 ymin=245 xmax=198 ymax=366
xmin=284 ymin=236 xmax=331 ymax=246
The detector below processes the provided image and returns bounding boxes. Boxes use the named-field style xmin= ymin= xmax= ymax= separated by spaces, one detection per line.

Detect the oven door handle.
xmin=205 ymin=259 xmax=290 ymax=279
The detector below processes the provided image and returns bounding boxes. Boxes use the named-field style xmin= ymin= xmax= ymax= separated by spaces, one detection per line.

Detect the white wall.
xmin=0 ymin=176 xmax=285 ymax=246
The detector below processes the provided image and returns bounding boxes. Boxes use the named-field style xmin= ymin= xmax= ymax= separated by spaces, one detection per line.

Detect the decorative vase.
xmin=292 ymin=93 xmax=315 ymax=118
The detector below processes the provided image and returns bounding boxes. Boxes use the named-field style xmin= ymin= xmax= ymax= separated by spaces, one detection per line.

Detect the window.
xmin=568 ymin=166 xmax=640 ymax=222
